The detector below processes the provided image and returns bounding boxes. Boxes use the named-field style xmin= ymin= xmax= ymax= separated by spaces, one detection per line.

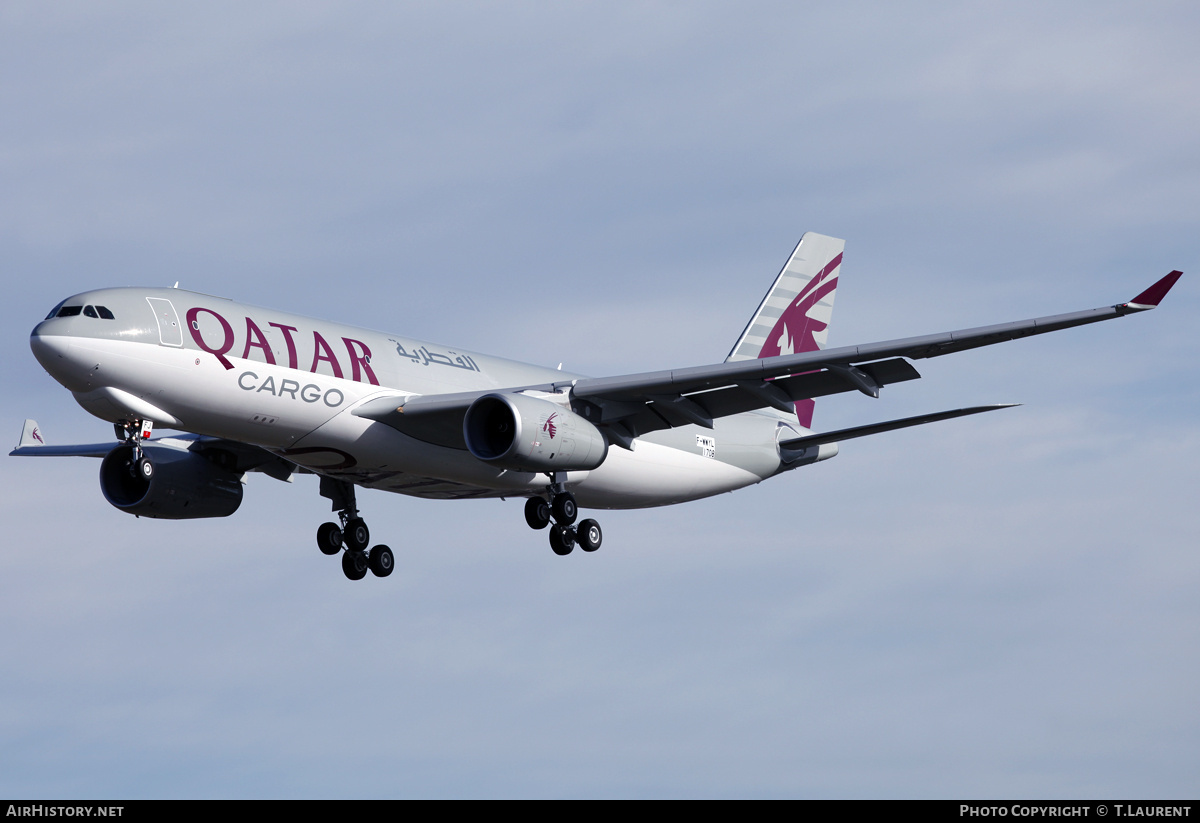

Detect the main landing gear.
xmin=523 ymin=474 xmax=602 ymax=556
xmin=316 ymin=478 xmax=394 ymax=581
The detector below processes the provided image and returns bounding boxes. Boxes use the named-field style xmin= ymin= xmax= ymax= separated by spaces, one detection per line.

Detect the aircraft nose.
xmin=30 ymin=327 xmax=88 ymax=390
xmin=30 ymin=326 xmax=64 ymax=368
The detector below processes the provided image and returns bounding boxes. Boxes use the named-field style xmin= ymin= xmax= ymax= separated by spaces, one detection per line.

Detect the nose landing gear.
xmin=115 ymin=418 xmax=155 ymax=480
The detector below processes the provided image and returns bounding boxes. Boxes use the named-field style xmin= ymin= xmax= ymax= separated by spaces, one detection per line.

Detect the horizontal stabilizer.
xmin=779 ymin=404 xmax=1019 ymax=450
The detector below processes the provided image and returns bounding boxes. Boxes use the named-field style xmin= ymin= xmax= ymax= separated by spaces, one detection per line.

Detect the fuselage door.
xmin=146 ymin=297 xmax=183 ymax=347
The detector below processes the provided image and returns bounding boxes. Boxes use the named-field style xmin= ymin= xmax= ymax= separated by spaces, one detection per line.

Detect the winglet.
xmin=1125 ymin=270 xmax=1183 ymax=310
xmin=18 ymin=419 xmax=45 ymax=448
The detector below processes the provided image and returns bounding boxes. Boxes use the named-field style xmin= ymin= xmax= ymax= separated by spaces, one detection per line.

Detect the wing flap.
xmin=577 ymin=358 xmax=922 ymax=441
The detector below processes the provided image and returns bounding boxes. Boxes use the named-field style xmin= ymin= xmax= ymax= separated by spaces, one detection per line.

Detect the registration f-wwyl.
xmin=12 ymin=233 xmax=1181 ymax=580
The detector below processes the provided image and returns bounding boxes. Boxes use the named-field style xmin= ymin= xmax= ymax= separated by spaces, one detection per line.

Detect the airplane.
xmin=11 ymin=232 xmax=1182 ymax=581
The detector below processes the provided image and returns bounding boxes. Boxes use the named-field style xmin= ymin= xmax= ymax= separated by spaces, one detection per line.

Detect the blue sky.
xmin=1 ymin=2 xmax=1197 ymax=798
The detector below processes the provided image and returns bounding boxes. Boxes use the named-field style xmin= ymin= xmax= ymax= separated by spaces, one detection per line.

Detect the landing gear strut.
xmin=526 ymin=473 xmax=602 ymax=556
xmin=316 ymin=478 xmax=394 ymax=581
xmin=115 ymin=418 xmax=154 ymax=479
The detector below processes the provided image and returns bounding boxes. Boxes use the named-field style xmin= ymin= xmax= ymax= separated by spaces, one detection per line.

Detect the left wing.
xmin=9 ymin=419 xmax=113 ymax=457
xmin=355 ymin=271 xmax=1182 ymax=447
xmin=10 ymin=419 xmax=298 ymax=481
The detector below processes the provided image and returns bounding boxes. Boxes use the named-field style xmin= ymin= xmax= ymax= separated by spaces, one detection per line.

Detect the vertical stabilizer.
xmin=726 ymin=232 xmax=844 ymax=427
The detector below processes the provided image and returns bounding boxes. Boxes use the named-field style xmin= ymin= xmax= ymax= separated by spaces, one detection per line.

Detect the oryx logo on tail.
xmin=757 ymin=253 xmax=840 ymax=360
xmin=725 ymin=233 xmax=845 ymax=429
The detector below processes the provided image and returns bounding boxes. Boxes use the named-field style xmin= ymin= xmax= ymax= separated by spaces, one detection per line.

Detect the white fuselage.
xmin=32 ymin=287 xmax=801 ymax=509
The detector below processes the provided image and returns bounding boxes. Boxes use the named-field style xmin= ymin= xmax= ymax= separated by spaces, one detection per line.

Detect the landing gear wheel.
xmin=524 ymin=497 xmax=551 ymax=530
xmin=368 ymin=545 xmax=394 ymax=578
xmin=577 ymin=519 xmax=602 ymax=552
xmin=551 ymin=493 xmax=577 ymax=526
xmin=549 ymin=524 xmax=576 ymax=556
xmin=342 ymin=550 xmax=369 ymax=581
xmin=137 ymin=457 xmax=154 ymax=481
xmin=344 ymin=518 xmax=370 ymax=553
xmin=316 ymin=522 xmax=343 ymax=556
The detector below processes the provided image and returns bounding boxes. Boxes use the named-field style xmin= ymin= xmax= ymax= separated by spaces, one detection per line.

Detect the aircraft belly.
xmin=572 ymin=440 xmax=761 ymax=509
xmin=285 ymin=409 xmax=771 ymax=508
xmin=284 ymin=411 xmax=552 ymax=495
xmin=637 ymin=413 xmax=786 ymax=479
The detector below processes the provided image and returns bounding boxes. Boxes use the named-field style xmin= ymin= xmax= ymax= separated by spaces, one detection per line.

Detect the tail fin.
xmin=726 ymin=232 xmax=844 ymax=428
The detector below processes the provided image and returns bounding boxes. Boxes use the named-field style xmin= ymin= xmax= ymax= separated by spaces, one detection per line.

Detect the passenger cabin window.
xmin=55 ymin=306 xmax=82 ymax=317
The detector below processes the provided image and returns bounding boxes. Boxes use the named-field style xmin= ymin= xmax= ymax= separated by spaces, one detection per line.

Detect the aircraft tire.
xmin=577 ymin=519 xmax=602 ymax=552
xmin=342 ymin=549 xmax=369 ymax=581
xmin=368 ymin=545 xmax=394 ymax=578
xmin=549 ymin=525 xmax=575 ymax=556
xmin=345 ymin=518 xmax=370 ymax=552
xmin=524 ymin=497 xmax=551 ymax=530
xmin=137 ymin=457 xmax=154 ymax=480
xmin=551 ymin=493 xmax=577 ymax=526
xmin=316 ymin=522 xmax=343 ymax=555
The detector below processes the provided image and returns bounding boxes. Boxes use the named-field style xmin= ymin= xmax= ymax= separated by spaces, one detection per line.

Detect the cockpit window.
xmin=51 ymin=304 xmax=115 ymax=320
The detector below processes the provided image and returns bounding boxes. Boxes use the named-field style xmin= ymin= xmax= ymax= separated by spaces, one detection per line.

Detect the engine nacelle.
xmin=100 ymin=443 xmax=244 ymax=519
xmin=463 ymin=392 xmax=608 ymax=472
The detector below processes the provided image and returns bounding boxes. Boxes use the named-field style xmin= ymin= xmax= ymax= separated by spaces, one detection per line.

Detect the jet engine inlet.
xmin=100 ymin=443 xmax=244 ymax=519
xmin=463 ymin=393 xmax=608 ymax=472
